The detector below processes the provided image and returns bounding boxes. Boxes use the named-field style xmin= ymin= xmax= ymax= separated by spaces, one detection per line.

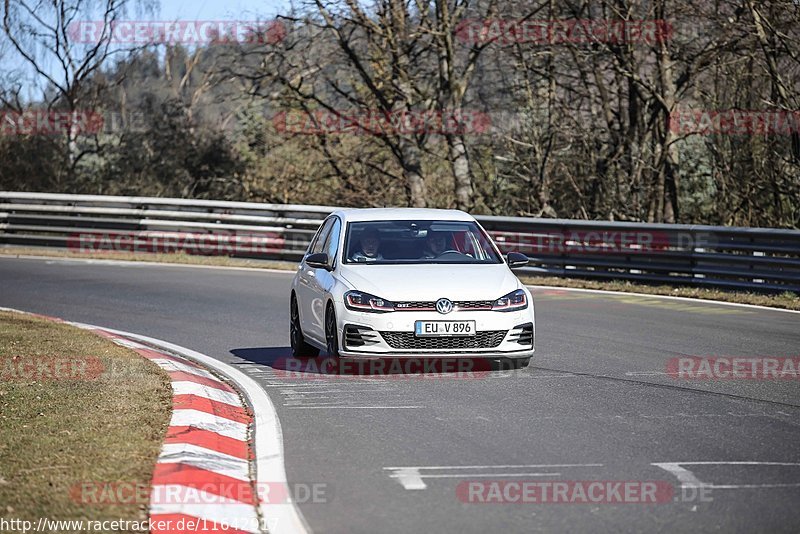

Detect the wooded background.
xmin=1 ymin=1 xmax=798 ymax=228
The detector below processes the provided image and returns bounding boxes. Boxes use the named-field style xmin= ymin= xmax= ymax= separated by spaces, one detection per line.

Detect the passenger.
xmin=352 ymin=227 xmax=384 ymax=262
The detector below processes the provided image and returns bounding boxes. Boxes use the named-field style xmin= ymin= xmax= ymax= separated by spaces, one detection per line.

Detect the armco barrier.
xmin=1 ymin=192 xmax=799 ymax=293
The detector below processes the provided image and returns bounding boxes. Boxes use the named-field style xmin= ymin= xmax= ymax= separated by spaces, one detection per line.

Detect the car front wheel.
xmin=290 ymin=294 xmax=319 ymax=358
xmin=325 ymin=303 xmax=340 ymax=358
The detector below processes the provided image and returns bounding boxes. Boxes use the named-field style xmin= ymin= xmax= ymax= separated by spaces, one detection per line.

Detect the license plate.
xmin=414 ymin=320 xmax=476 ymax=337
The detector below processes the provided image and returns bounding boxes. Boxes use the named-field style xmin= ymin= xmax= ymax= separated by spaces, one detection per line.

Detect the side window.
xmin=323 ymin=218 xmax=342 ymax=266
xmin=309 ymin=219 xmax=335 ymax=255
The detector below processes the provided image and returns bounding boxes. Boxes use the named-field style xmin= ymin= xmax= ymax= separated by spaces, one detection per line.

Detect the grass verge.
xmin=520 ymin=276 xmax=800 ymax=311
xmin=0 ymin=246 xmax=296 ymax=271
xmin=1 ymin=246 xmax=798 ymax=311
xmin=0 ymin=311 xmax=171 ymax=530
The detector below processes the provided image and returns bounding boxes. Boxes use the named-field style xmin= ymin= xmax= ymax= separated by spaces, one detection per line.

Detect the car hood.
xmin=338 ymin=263 xmax=521 ymax=301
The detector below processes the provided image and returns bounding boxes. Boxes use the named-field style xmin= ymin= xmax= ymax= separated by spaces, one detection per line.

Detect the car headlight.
xmin=492 ymin=289 xmax=528 ymax=312
xmin=344 ymin=291 xmax=395 ymax=313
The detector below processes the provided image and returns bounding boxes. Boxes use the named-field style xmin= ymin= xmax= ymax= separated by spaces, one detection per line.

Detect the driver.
xmin=422 ymin=230 xmax=448 ymax=258
xmin=352 ymin=227 xmax=384 ymax=262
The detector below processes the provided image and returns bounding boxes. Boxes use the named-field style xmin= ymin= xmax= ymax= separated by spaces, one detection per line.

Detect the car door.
xmin=297 ymin=218 xmax=335 ymax=342
xmin=311 ymin=217 xmax=342 ymax=337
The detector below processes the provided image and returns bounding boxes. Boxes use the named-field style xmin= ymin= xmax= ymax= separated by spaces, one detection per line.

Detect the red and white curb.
xmin=0 ymin=307 xmax=310 ymax=534
xmin=90 ymin=329 xmax=261 ymax=534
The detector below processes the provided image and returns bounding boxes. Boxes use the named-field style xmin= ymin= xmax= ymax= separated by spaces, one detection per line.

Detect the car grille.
xmin=393 ymin=300 xmax=494 ymax=311
xmin=379 ymin=330 xmax=507 ymax=350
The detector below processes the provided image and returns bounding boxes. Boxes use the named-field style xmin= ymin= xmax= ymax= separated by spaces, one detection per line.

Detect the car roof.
xmin=331 ymin=208 xmax=476 ymax=223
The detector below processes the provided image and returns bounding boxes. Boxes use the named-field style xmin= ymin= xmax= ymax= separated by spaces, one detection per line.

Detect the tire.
xmin=325 ymin=303 xmax=340 ymax=358
xmin=507 ymin=357 xmax=530 ymax=370
xmin=290 ymin=294 xmax=319 ymax=358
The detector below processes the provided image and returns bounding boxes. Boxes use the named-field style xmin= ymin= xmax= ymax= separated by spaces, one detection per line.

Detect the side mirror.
xmin=506 ymin=252 xmax=529 ymax=268
xmin=306 ymin=252 xmax=331 ymax=270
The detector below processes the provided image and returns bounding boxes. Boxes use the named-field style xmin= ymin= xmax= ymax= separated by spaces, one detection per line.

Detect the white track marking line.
xmin=390 ymin=473 xmax=562 ymax=479
xmin=172 ymin=380 xmax=242 ymax=406
xmin=266 ymin=382 xmax=397 ymax=388
xmin=705 ymin=483 xmax=800 ymax=489
xmin=657 ymin=461 xmax=800 ymax=466
xmin=285 ymin=405 xmax=424 ymax=409
xmin=283 ymin=397 xmax=407 ymax=402
xmin=528 ymin=284 xmax=800 ymax=315
xmin=652 ymin=463 xmax=706 ymax=488
xmin=385 ymin=464 xmax=600 ymax=491
xmin=392 ymin=468 xmax=426 ymax=490
xmin=283 ymin=397 xmax=338 ymax=402
xmin=283 ymin=397 xmax=408 ymax=408
xmin=260 ymin=382 xmax=340 ymax=388
xmin=653 ymin=461 xmax=800 ymax=489
xmin=281 ymin=389 xmax=391 ymax=395
xmin=282 ymin=394 xmax=396 ymax=398
xmin=384 ymin=463 xmax=604 ymax=470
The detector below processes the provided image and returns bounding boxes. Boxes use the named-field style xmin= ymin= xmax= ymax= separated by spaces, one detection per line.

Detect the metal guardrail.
xmin=1 ymin=191 xmax=799 ymax=293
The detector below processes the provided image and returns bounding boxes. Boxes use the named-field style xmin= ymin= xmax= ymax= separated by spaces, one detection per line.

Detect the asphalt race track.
xmin=1 ymin=256 xmax=799 ymax=533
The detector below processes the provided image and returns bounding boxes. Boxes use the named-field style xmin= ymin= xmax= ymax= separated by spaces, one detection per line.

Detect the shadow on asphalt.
xmin=230 ymin=346 xmax=521 ymax=376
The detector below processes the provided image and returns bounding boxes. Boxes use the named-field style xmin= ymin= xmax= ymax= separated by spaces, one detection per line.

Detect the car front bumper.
xmin=335 ymin=305 xmax=535 ymax=359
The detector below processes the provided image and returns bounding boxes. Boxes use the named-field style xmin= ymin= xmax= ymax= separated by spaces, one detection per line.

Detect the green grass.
xmin=0 ymin=246 xmax=296 ymax=271
xmin=0 ymin=311 xmax=172 ymax=531
xmin=520 ymin=276 xmax=800 ymax=311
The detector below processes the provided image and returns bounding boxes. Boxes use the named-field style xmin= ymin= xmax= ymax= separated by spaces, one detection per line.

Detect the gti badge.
xmin=435 ymin=298 xmax=454 ymax=314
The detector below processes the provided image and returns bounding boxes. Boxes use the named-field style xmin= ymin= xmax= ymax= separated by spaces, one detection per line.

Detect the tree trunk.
xmin=655 ymin=0 xmax=679 ymax=223
xmin=399 ymin=138 xmax=427 ymax=207
xmin=448 ymin=133 xmax=472 ymax=211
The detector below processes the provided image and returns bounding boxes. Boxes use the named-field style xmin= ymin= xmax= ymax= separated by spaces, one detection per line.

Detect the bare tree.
xmin=1 ymin=0 xmax=154 ymax=185
xmin=251 ymin=1 xmax=500 ymax=208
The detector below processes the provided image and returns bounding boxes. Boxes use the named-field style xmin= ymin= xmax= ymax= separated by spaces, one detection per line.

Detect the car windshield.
xmin=343 ymin=220 xmax=502 ymax=265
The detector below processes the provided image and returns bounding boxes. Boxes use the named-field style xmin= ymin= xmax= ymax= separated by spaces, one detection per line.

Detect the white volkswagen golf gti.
xmin=289 ymin=208 xmax=535 ymax=368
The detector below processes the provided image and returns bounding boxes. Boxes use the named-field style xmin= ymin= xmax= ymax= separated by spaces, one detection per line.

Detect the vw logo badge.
xmin=435 ymin=298 xmax=454 ymax=315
